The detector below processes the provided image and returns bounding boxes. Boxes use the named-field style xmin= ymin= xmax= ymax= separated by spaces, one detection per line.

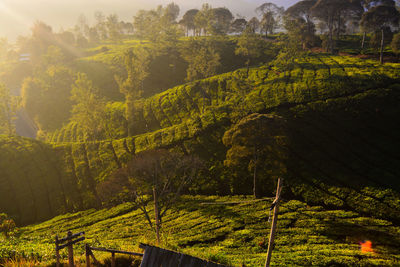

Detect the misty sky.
xmin=0 ymin=0 xmax=299 ymax=41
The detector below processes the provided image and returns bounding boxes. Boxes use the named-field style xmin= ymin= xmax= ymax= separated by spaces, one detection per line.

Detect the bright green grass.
xmin=1 ymin=196 xmax=399 ymax=266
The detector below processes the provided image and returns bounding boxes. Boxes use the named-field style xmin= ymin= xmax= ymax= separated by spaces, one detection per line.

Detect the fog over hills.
xmin=0 ymin=0 xmax=299 ymax=41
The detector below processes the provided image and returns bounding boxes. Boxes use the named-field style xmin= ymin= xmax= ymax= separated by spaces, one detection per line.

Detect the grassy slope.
xmin=2 ymin=53 xmax=400 ymax=225
xmin=1 ymin=196 xmax=399 ymax=266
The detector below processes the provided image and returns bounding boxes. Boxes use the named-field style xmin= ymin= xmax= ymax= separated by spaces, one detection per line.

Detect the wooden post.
xmin=111 ymin=252 xmax=116 ymax=267
xmin=55 ymin=236 xmax=60 ymax=267
xmin=361 ymin=32 xmax=366 ymax=50
xmin=67 ymin=231 xmax=74 ymax=267
xmin=153 ymin=187 xmax=160 ymax=245
xmin=380 ymin=28 xmax=384 ymax=64
xmin=85 ymin=244 xmax=91 ymax=267
xmin=265 ymin=178 xmax=283 ymax=267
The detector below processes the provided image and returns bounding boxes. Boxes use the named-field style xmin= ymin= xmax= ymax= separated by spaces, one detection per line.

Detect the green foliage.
xmin=0 ymin=213 xmax=16 ymax=238
xmin=3 ymin=54 xmax=400 ymax=232
xmin=223 ymin=114 xmax=288 ymax=197
xmin=70 ymin=73 xmax=108 ymax=141
xmin=180 ymin=38 xmax=221 ymax=82
xmin=1 ymin=196 xmax=400 ymax=266
xmin=21 ymin=65 xmax=75 ymax=132
xmin=0 ymin=136 xmax=78 ymax=225
xmin=391 ymin=33 xmax=400 ymax=54
xmin=0 ymin=83 xmax=18 ymax=135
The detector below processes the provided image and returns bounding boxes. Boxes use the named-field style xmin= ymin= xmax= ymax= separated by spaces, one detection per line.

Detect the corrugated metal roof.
xmin=139 ymin=244 xmax=229 ymax=267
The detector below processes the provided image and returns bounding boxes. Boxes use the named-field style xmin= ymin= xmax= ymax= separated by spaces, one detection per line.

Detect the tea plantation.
xmin=1 ymin=196 xmax=400 ymax=266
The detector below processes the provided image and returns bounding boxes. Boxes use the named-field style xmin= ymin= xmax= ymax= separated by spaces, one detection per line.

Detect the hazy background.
xmin=0 ymin=0 xmax=299 ymax=41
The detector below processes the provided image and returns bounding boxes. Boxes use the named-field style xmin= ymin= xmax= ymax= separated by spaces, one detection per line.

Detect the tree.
xmin=94 ymin=11 xmax=108 ymax=40
xmin=180 ymin=9 xmax=199 ymax=36
xmin=133 ymin=8 xmax=162 ymax=40
xmin=0 ymin=38 xmax=10 ymax=61
xmin=235 ymin=28 xmax=267 ymax=76
xmin=391 ymin=33 xmax=400 ymax=54
xmin=70 ymin=73 xmax=107 ymax=141
xmin=194 ymin=3 xmax=214 ymax=36
xmin=256 ymin=3 xmax=285 ymax=37
xmin=76 ymin=14 xmax=89 ymax=38
xmin=21 ymin=66 xmax=75 ymax=132
xmin=209 ymin=7 xmax=234 ymax=35
xmin=115 ymin=48 xmax=150 ymax=135
xmin=284 ymin=16 xmax=318 ymax=51
xmin=0 ymin=83 xmax=18 ymax=135
xmin=0 ymin=213 xmax=16 ymax=238
xmin=29 ymin=21 xmax=56 ymax=62
xmin=180 ymin=38 xmax=221 ymax=81
xmin=106 ymin=14 xmax=122 ymax=42
xmin=311 ymin=0 xmax=363 ymax=53
xmin=162 ymin=2 xmax=180 ymax=24
xmin=285 ymin=0 xmax=317 ymax=38
xmin=105 ymin=149 xmax=202 ymax=244
xmin=230 ymin=18 xmax=247 ymax=34
xmin=247 ymin=17 xmax=260 ymax=33
xmin=223 ymin=113 xmax=287 ymax=198
xmin=361 ymin=0 xmax=400 ymax=63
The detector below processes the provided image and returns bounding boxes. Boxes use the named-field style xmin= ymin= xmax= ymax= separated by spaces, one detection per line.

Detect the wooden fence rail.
xmin=55 ymin=231 xmax=85 ymax=267
xmin=85 ymin=244 xmax=143 ymax=267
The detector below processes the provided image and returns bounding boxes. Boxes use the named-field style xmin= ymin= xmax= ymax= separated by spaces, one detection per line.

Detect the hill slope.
xmin=1 ymin=196 xmax=399 ymax=266
xmin=1 ymin=53 xmax=400 ymax=225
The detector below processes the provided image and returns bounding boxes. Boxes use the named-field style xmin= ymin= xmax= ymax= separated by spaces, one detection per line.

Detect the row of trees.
xmin=284 ymin=0 xmax=400 ymax=58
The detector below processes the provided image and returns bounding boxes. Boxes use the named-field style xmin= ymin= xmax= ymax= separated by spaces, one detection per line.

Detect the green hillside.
xmin=1 ymin=196 xmax=399 ymax=266
xmin=1 ymin=53 xmax=400 ymax=226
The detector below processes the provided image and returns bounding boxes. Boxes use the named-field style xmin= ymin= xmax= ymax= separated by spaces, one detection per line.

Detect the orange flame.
xmin=360 ymin=240 xmax=373 ymax=253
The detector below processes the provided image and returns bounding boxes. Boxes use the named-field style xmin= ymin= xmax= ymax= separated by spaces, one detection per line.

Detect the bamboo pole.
xmin=265 ymin=178 xmax=283 ymax=267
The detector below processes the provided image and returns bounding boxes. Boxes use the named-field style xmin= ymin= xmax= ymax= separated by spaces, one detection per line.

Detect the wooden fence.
xmin=55 ymin=231 xmax=143 ymax=267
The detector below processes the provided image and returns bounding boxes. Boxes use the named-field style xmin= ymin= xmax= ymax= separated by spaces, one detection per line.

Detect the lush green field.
xmin=2 ymin=53 xmax=400 ymax=226
xmin=1 ymin=195 xmax=399 ymax=266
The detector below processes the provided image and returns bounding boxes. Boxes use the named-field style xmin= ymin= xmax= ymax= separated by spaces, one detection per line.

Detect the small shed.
xmin=139 ymin=244 xmax=229 ymax=267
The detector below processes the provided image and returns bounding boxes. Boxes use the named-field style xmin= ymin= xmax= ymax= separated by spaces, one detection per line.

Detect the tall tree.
xmin=115 ymin=48 xmax=150 ymax=135
xmin=194 ymin=3 xmax=214 ymax=36
xmin=230 ymin=18 xmax=248 ymax=34
xmin=285 ymin=0 xmax=317 ymax=37
xmin=94 ymin=11 xmax=108 ymax=40
xmin=21 ymin=66 xmax=75 ymax=132
xmin=284 ymin=15 xmax=318 ymax=50
xmin=162 ymin=2 xmax=180 ymax=24
xmin=180 ymin=9 xmax=199 ymax=36
xmin=256 ymin=3 xmax=285 ymax=37
xmin=235 ymin=28 xmax=267 ymax=76
xmin=361 ymin=0 xmax=400 ymax=63
xmin=106 ymin=14 xmax=122 ymax=41
xmin=209 ymin=7 xmax=234 ymax=35
xmin=180 ymin=38 xmax=221 ymax=81
xmin=70 ymin=73 xmax=107 ymax=141
xmin=0 ymin=38 xmax=10 ymax=61
xmin=223 ymin=113 xmax=287 ymax=198
xmin=247 ymin=17 xmax=261 ymax=33
xmin=0 ymin=84 xmax=18 ymax=136
xmin=311 ymin=0 xmax=363 ymax=53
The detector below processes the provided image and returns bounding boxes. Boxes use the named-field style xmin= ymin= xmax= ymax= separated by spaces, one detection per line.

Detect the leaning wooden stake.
xmin=265 ymin=178 xmax=283 ymax=267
